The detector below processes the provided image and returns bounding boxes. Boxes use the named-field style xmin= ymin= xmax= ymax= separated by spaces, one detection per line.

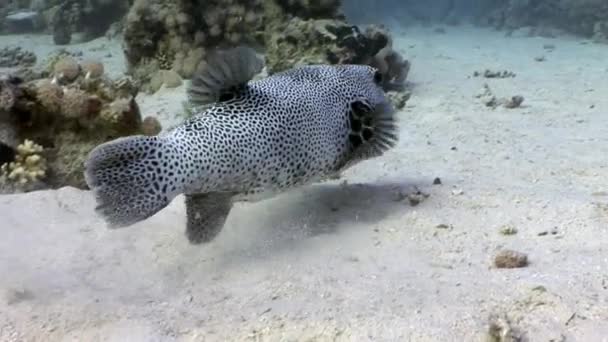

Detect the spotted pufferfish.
xmin=84 ymin=46 xmax=399 ymax=244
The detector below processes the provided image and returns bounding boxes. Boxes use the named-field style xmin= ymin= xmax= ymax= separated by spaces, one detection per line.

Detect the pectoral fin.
xmin=185 ymin=192 xmax=234 ymax=244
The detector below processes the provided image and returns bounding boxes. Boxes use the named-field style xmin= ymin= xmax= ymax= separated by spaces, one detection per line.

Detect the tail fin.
xmin=84 ymin=135 xmax=179 ymax=228
xmin=187 ymin=45 xmax=264 ymax=107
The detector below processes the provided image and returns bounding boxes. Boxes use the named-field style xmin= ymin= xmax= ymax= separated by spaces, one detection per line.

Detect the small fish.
xmin=84 ymin=46 xmax=398 ymax=244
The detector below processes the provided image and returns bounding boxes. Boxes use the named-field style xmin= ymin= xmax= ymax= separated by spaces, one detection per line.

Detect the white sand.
xmin=1 ymin=25 xmax=608 ymax=341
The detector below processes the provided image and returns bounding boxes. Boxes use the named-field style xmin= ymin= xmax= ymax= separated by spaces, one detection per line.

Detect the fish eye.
xmin=373 ymin=70 xmax=383 ymax=84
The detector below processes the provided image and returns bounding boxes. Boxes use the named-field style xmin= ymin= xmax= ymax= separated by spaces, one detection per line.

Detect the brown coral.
xmin=123 ymin=0 xmax=264 ymax=85
xmin=34 ymin=79 xmax=63 ymax=114
xmin=81 ymin=60 xmax=105 ymax=79
xmin=370 ymin=40 xmax=411 ymax=91
xmin=265 ymin=18 xmax=410 ymax=93
xmin=0 ymin=60 xmax=145 ymax=191
xmin=100 ymin=96 xmax=142 ymax=135
xmin=120 ymin=0 xmax=410 ymax=104
xmin=60 ymin=88 xmax=102 ymax=121
xmin=141 ymin=116 xmax=162 ymax=136
xmin=53 ymin=56 xmax=81 ymax=83
xmin=0 ymin=81 xmax=16 ymax=113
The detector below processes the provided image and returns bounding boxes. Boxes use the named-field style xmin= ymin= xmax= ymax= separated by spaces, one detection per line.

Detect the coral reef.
xmin=367 ymin=29 xmax=410 ymax=91
xmin=120 ymin=0 xmax=410 ymax=95
xmin=123 ymin=1 xmax=406 ymax=82
xmin=264 ymin=18 xmax=343 ymax=72
xmin=81 ymin=60 xmax=105 ymax=79
xmin=0 ymin=56 xmax=150 ymax=191
xmin=264 ymin=1 xmax=410 ymax=93
xmin=1 ymin=0 xmax=412 ymax=191
xmin=0 ymin=46 xmax=37 ymax=68
xmin=53 ymin=55 xmax=81 ymax=83
xmin=265 ymin=17 xmax=410 ymax=91
xmin=123 ymin=0 xmax=264 ymax=89
xmin=120 ymin=0 xmax=411 ymax=98
xmin=0 ymin=139 xmax=47 ymax=192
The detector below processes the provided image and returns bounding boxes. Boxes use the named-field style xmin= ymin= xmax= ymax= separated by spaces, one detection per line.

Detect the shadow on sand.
xmin=174 ymin=178 xmax=433 ymax=270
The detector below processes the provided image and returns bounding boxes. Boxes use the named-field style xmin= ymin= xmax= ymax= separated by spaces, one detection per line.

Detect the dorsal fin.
xmin=187 ymin=46 xmax=264 ymax=107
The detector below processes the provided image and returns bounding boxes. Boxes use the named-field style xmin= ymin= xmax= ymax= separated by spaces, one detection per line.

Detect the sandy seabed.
xmin=1 ymin=24 xmax=608 ymax=341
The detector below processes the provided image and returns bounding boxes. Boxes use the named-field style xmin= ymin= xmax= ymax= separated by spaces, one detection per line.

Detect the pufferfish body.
xmin=84 ymin=46 xmax=398 ymax=243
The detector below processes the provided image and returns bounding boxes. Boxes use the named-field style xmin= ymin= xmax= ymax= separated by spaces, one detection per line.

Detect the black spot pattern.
xmin=85 ymin=64 xmax=399 ymax=228
xmin=173 ymin=64 xmax=398 ymax=201
xmin=84 ymin=135 xmax=183 ymax=227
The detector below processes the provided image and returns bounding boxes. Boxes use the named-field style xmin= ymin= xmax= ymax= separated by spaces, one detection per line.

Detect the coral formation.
xmin=46 ymin=0 xmax=131 ymax=45
xmin=148 ymin=69 xmax=183 ymax=93
xmin=264 ymin=18 xmax=344 ymax=72
xmin=53 ymin=55 xmax=81 ymax=83
xmin=33 ymin=79 xmax=63 ymax=113
xmin=120 ymin=0 xmax=411 ymax=97
xmin=60 ymin=87 xmax=96 ymax=120
xmin=368 ymin=30 xmax=410 ymax=91
xmin=1 ymin=56 xmax=148 ymax=190
xmin=123 ymin=0 xmax=265 ymax=89
xmin=0 ymin=46 xmax=37 ymax=68
xmin=265 ymin=17 xmax=410 ymax=91
xmin=141 ymin=116 xmax=162 ymax=136
xmin=81 ymin=60 xmax=105 ymax=79
xmin=1 ymin=0 xmax=414 ymax=191
xmin=0 ymin=139 xmax=47 ymax=191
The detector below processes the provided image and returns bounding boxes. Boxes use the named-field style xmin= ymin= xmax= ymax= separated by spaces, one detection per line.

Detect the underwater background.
xmin=1 ymin=0 xmax=607 ymax=340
